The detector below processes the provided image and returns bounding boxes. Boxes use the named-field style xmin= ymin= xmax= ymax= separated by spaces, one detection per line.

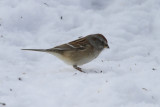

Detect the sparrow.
xmin=22 ymin=34 xmax=109 ymax=72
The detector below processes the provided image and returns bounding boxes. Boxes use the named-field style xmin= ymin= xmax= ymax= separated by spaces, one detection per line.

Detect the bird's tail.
xmin=21 ymin=49 xmax=47 ymax=52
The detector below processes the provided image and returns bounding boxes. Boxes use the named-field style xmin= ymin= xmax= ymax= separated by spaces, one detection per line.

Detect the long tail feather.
xmin=21 ymin=49 xmax=47 ymax=52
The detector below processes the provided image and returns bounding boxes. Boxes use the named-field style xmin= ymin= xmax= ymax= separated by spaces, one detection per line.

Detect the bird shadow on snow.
xmin=72 ymin=70 xmax=104 ymax=76
xmin=78 ymin=67 xmax=109 ymax=74
xmin=79 ymin=64 xmax=110 ymax=74
xmin=82 ymin=69 xmax=103 ymax=74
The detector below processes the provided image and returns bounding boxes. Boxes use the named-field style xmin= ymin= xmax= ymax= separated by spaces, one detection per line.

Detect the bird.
xmin=22 ymin=34 xmax=109 ymax=72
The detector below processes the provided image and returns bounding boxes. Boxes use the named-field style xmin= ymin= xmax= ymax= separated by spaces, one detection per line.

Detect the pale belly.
xmin=48 ymin=50 xmax=101 ymax=66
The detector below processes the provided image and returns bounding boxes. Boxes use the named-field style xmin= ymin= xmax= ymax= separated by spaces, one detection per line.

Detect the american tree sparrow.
xmin=22 ymin=34 xmax=109 ymax=72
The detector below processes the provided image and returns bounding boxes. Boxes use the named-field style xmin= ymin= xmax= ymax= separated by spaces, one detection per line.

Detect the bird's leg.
xmin=73 ymin=65 xmax=85 ymax=73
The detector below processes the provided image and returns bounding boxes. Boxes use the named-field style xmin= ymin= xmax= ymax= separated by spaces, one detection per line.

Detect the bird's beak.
xmin=105 ymin=44 xmax=109 ymax=48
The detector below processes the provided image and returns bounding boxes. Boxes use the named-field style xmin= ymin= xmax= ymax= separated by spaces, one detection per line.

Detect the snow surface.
xmin=0 ymin=0 xmax=160 ymax=107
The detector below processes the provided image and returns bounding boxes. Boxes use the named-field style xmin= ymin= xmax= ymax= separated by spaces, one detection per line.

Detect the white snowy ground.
xmin=0 ymin=0 xmax=160 ymax=107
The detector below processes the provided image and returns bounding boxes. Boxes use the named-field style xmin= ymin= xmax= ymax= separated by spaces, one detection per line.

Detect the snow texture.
xmin=0 ymin=0 xmax=160 ymax=107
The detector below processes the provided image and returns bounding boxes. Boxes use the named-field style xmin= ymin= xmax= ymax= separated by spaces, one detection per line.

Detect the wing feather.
xmin=48 ymin=37 xmax=89 ymax=51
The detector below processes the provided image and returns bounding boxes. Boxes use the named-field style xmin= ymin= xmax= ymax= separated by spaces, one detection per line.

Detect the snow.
xmin=0 ymin=0 xmax=160 ymax=107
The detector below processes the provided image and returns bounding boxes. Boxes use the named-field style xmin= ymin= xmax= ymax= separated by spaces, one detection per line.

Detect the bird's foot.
xmin=73 ymin=65 xmax=85 ymax=73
